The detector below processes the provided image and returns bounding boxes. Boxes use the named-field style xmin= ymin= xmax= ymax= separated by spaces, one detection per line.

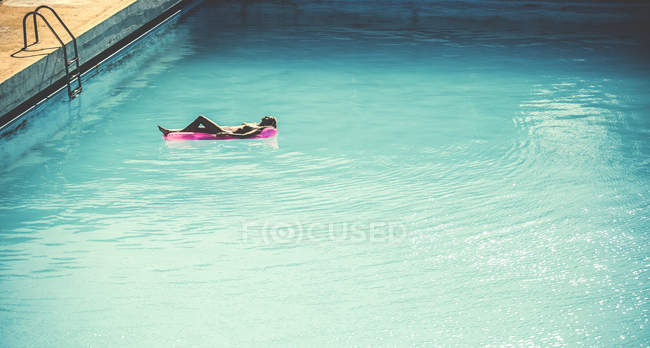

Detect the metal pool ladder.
xmin=20 ymin=6 xmax=82 ymax=99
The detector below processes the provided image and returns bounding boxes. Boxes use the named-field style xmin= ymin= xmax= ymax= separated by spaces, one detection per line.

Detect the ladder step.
xmin=67 ymin=57 xmax=79 ymax=66
xmin=68 ymin=73 xmax=80 ymax=81
xmin=70 ymin=87 xmax=83 ymax=98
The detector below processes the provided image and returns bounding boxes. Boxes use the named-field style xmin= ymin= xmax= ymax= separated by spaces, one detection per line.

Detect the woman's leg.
xmin=181 ymin=116 xmax=226 ymax=133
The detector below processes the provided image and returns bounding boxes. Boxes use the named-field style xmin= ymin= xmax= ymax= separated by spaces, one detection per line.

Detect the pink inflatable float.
xmin=162 ymin=127 xmax=277 ymax=141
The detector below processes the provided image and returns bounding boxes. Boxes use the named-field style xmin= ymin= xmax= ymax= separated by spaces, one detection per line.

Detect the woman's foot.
xmin=157 ymin=125 xmax=171 ymax=135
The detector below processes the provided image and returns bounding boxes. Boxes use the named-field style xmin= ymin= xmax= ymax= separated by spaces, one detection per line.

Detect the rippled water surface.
xmin=1 ymin=0 xmax=649 ymax=346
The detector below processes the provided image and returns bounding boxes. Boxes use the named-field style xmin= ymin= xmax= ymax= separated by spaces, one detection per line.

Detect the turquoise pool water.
xmin=1 ymin=0 xmax=649 ymax=346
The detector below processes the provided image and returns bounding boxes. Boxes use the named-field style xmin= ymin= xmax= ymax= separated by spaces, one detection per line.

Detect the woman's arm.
xmin=227 ymin=126 xmax=264 ymax=138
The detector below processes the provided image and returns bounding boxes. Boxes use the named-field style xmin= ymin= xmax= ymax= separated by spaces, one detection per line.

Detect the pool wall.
xmin=0 ymin=0 xmax=184 ymax=133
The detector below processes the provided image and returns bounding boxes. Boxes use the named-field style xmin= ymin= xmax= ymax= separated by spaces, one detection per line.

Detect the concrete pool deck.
xmin=0 ymin=0 xmax=181 ymax=130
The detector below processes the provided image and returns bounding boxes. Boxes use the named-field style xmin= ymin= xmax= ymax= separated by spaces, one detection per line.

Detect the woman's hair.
xmin=259 ymin=116 xmax=277 ymax=128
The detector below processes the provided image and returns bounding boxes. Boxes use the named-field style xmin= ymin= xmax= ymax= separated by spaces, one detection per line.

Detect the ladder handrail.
xmin=33 ymin=5 xmax=80 ymax=58
xmin=20 ymin=7 xmax=82 ymax=99
xmin=21 ymin=12 xmax=67 ymax=54
xmin=22 ymin=6 xmax=78 ymax=50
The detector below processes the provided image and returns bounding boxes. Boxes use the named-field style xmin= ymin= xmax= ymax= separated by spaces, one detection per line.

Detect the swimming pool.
xmin=1 ymin=0 xmax=649 ymax=345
